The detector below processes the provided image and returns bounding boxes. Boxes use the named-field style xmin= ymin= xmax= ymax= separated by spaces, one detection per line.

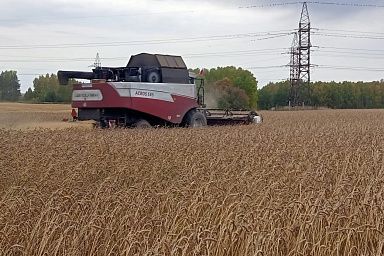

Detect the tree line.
xmin=0 ymin=71 xmax=74 ymax=103
xmin=259 ymin=80 xmax=384 ymax=110
xmin=1 ymin=68 xmax=258 ymax=108
xmin=1 ymin=69 xmax=384 ymax=110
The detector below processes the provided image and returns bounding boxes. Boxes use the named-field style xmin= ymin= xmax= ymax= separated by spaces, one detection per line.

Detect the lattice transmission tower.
xmin=289 ymin=2 xmax=311 ymax=107
xmin=289 ymin=33 xmax=300 ymax=106
xmin=94 ymin=53 xmax=101 ymax=68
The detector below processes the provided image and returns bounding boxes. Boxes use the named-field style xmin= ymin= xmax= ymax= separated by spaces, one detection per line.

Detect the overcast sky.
xmin=1 ymin=0 xmax=383 ymax=92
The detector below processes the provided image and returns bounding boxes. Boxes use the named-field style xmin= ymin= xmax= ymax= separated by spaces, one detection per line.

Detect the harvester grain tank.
xmin=58 ymin=53 xmax=261 ymax=127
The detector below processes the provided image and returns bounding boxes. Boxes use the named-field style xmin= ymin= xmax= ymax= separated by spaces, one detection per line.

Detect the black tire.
xmin=185 ymin=110 xmax=207 ymax=128
xmin=147 ymin=71 xmax=161 ymax=83
xmin=132 ymin=119 xmax=152 ymax=128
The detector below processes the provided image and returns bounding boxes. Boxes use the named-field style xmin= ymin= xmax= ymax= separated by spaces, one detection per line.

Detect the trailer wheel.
xmin=185 ymin=110 xmax=207 ymax=128
xmin=133 ymin=119 xmax=152 ymax=128
xmin=147 ymin=71 xmax=161 ymax=83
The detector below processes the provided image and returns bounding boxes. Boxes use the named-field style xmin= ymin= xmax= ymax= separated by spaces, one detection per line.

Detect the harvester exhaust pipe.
xmin=57 ymin=70 xmax=95 ymax=85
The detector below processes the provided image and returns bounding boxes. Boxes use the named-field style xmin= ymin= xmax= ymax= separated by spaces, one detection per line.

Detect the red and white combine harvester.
xmin=58 ymin=53 xmax=261 ymax=128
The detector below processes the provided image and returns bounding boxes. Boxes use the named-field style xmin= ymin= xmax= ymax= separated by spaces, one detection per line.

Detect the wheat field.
xmin=0 ymin=103 xmax=93 ymax=130
xmin=1 ymin=104 xmax=384 ymax=255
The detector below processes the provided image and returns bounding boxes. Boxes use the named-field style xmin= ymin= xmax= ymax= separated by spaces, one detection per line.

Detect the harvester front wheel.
xmin=133 ymin=119 xmax=152 ymax=128
xmin=185 ymin=110 xmax=207 ymax=128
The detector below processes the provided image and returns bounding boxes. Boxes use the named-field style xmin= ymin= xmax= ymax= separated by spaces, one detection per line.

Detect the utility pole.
xmin=289 ymin=2 xmax=311 ymax=107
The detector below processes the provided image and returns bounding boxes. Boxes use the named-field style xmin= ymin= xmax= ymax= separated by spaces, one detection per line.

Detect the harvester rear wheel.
xmin=133 ymin=119 xmax=152 ymax=128
xmin=185 ymin=110 xmax=207 ymax=128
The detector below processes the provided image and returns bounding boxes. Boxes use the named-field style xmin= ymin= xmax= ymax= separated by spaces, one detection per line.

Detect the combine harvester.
xmin=58 ymin=53 xmax=261 ymax=128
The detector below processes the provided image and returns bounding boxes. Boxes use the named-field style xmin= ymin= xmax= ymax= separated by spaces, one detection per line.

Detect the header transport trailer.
xmin=58 ymin=53 xmax=261 ymax=128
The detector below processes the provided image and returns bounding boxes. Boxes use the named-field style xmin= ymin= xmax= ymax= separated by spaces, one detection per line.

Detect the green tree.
xmin=0 ymin=70 xmax=21 ymax=101
xmin=258 ymin=81 xmax=290 ymax=109
xmin=213 ymin=78 xmax=249 ymax=109
xmin=202 ymin=67 xmax=258 ymax=109
xmin=57 ymin=84 xmax=72 ymax=102
xmin=32 ymin=74 xmax=73 ymax=102
xmin=33 ymin=74 xmax=59 ymax=102
xmin=23 ymin=88 xmax=35 ymax=101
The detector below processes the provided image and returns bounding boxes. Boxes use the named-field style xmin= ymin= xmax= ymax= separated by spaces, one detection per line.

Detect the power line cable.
xmin=18 ymin=73 xmax=47 ymax=76
xmin=316 ymin=65 xmax=384 ymax=72
xmin=316 ymin=28 xmax=384 ymax=36
xmin=253 ymin=32 xmax=294 ymax=41
xmin=312 ymin=53 xmax=384 ymax=60
xmin=0 ymin=48 xmax=290 ymax=63
xmin=246 ymin=65 xmax=288 ymax=69
xmin=319 ymin=46 xmax=384 ymax=53
xmin=306 ymin=1 xmax=384 ymax=8
xmin=240 ymin=1 xmax=384 ymax=8
xmin=0 ymin=48 xmax=286 ymax=59
xmin=314 ymin=49 xmax=384 ymax=56
xmin=239 ymin=2 xmax=301 ymax=8
xmin=312 ymin=32 xmax=384 ymax=40
xmin=0 ymin=30 xmax=295 ymax=50
xmin=0 ymin=10 xmax=198 ymax=23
